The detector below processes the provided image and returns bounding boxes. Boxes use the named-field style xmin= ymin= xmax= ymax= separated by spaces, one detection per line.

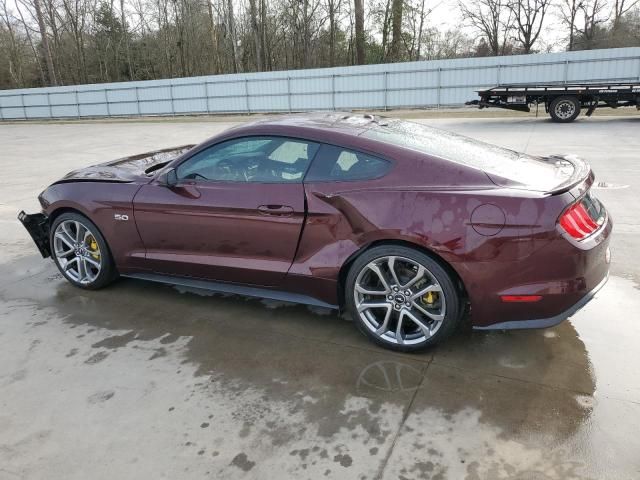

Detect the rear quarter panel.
xmin=290 ymin=180 xmax=571 ymax=319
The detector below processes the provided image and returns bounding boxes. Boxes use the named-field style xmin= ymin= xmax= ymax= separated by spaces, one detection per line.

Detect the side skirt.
xmin=122 ymin=272 xmax=338 ymax=310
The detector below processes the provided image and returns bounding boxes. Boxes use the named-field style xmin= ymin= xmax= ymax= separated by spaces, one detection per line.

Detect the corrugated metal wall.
xmin=1 ymin=47 xmax=639 ymax=120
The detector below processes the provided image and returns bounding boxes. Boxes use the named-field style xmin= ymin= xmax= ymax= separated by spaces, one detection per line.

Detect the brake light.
xmin=559 ymin=193 xmax=604 ymax=240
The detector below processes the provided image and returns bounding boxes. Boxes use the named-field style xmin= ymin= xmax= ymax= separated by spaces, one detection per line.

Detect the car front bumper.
xmin=18 ymin=211 xmax=50 ymax=258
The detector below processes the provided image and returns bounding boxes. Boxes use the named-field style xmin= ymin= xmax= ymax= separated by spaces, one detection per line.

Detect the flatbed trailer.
xmin=467 ymin=82 xmax=640 ymax=122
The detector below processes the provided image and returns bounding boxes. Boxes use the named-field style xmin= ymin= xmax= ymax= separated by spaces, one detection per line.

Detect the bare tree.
xmin=32 ymin=0 xmax=57 ymax=84
xmin=460 ymin=0 xmax=514 ymax=55
xmin=301 ymin=0 xmax=323 ymax=68
xmin=612 ymin=0 xmax=639 ymax=27
xmin=324 ymin=0 xmax=342 ymax=66
xmin=13 ymin=0 xmax=46 ymax=83
xmin=415 ymin=0 xmax=427 ymax=59
xmin=404 ymin=0 xmax=429 ymax=60
xmin=507 ymin=0 xmax=553 ymax=53
xmin=353 ymin=0 xmax=364 ymax=63
xmin=5 ymin=0 xmax=636 ymax=90
xmin=120 ymin=0 xmax=133 ymax=79
xmin=226 ymin=0 xmax=239 ymax=72
xmin=558 ymin=0 xmax=584 ymax=50
xmin=380 ymin=0 xmax=391 ymax=58
xmin=205 ymin=0 xmax=220 ymax=73
xmin=260 ymin=0 xmax=268 ymax=69
xmin=58 ymin=0 xmax=93 ymax=82
xmin=387 ymin=0 xmax=402 ymax=60
xmin=248 ymin=0 xmax=262 ymax=70
xmin=0 ymin=0 xmax=26 ymax=86
xmin=575 ymin=0 xmax=608 ymax=48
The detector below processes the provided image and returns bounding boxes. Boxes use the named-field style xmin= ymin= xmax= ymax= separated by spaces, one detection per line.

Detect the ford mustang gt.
xmin=19 ymin=113 xmax=611 ymax=351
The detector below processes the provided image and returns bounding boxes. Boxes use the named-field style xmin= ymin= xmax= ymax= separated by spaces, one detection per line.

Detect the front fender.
xmin=41 ymin=182 xmax=147 ymax=271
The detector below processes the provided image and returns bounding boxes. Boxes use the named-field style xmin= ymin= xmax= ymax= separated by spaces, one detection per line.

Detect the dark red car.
xmin=19 ymin=114 xmax=611 ymax=351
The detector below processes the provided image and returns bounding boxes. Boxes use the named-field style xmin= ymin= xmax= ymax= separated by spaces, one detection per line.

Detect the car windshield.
xmin=362 ymin=119 xmax=572 ymax=190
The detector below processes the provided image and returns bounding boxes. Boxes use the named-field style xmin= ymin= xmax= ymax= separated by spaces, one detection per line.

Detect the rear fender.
xmin=292 ymin=185 xmax=570 ymax=308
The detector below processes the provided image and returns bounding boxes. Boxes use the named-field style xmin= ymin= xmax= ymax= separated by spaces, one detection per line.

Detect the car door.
xmin=133 ymin=136 xmax=319 ymax=287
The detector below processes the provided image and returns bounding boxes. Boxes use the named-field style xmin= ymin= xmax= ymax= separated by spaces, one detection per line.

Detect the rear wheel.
xmin=50 ymin=212 xmax=117 ymax=289
xmin=345 ymin=245 xmax=462 ymax=352
xmin=549 ymin=96 xmax=581 ymax=123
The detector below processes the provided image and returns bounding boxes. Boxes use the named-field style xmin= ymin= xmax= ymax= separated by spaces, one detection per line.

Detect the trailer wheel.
xmin=549 ymin=96 xmax=581 ymax=123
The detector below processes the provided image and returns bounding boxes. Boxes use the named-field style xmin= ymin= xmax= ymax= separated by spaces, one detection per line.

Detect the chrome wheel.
xmin=53 ymin=220 xmax=102 ymax=285
xmin=554 ymin=100 xmax=576 ymax=120
xmin=354 ymin=256 xmax=446 ymax=346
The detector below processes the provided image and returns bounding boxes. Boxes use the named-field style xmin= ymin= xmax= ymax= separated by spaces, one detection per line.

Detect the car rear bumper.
xmin=473 ymin=272 xmax=608 ymax=330
xmin=462 ymin=212 xmax=612 ymax=330
xmin=18 ymin=211 xmax=50 ymax=258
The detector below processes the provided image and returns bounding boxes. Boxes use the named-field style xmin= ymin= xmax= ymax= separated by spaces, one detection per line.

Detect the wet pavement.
xmin=1 ymin=115 xmax=639 ymax=479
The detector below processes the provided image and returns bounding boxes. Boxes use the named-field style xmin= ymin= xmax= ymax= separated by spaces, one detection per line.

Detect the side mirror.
xmin=165 ymin=168 xmax=178 ymax=187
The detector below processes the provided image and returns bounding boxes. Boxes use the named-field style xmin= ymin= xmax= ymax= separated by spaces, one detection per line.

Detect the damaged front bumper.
xmin=18 ymin=211 xmax=51 ymax=258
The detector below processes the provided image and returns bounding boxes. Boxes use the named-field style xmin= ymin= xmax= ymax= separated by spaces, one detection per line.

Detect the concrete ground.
xmin=0 ymin=114 xmax=639 ymax=480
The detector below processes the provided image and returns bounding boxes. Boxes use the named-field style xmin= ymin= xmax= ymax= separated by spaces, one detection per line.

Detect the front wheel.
xmin=50 ymin=212 xmax=117 ymax=289
xmin=345 ymin=245 xmax=462 ymax=352
xmin=549 ymin=96 xmax=581 ymax=123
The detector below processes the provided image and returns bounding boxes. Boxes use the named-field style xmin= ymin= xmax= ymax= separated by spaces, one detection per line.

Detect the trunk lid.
xmin=54 ymin=145 xmax=194 ymax=184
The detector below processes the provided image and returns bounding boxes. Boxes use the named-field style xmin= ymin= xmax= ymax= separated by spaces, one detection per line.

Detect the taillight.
xmin=559 ymin=192 xmax=605 ymax=240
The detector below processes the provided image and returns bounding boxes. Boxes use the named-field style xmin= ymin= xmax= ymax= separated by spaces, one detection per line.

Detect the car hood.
xmin=54 ymin=145 xmax=195 ymax=184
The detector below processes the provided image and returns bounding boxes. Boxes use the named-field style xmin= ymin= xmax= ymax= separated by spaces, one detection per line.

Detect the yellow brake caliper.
xmin=88 ymin=235 xmax=101 ymax=260
xmin=423 ymin=291 xmax=438 ymax=306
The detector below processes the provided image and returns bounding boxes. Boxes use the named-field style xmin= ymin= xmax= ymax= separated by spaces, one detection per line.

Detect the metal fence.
xmin=1 ymin=47 xmax=639 ymax=120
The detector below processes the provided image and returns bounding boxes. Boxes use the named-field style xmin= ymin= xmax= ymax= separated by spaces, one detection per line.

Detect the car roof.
xmin=227 ymin=112 xmax=387 ymax=138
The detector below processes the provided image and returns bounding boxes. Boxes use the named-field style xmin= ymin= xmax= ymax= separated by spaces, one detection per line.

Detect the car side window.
xmin=305 ymin=144 xmax=391 ymax=182
xmin=176 ymin=136 xmax=319 ymax=183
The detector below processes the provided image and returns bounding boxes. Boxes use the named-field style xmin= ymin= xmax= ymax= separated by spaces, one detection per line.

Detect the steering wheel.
xmin=214 ymin=157 xmax=252 ymax=181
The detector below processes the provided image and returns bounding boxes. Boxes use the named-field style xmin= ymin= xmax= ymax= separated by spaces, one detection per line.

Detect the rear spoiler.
xmin=547 ymin=154 xmax=593 ymax=196
xmin=566 ymin=168 xmax=595 ymax=200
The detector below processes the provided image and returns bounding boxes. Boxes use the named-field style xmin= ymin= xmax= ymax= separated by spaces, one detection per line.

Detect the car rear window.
xmin=305 ymin=144 xmax=391 ymax=182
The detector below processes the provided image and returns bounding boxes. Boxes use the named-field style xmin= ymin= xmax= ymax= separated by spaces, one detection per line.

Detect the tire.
xmin=50 ymin=212 xmax=118 ymax=289
xmin=549 ymin=96 xmax=581 ymax=123
xmin=345 ymin=245 xmax=462 ymax=352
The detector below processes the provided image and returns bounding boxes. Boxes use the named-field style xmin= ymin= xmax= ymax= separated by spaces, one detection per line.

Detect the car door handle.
xmin=257 ymin=205 xmax=294 ymax=216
